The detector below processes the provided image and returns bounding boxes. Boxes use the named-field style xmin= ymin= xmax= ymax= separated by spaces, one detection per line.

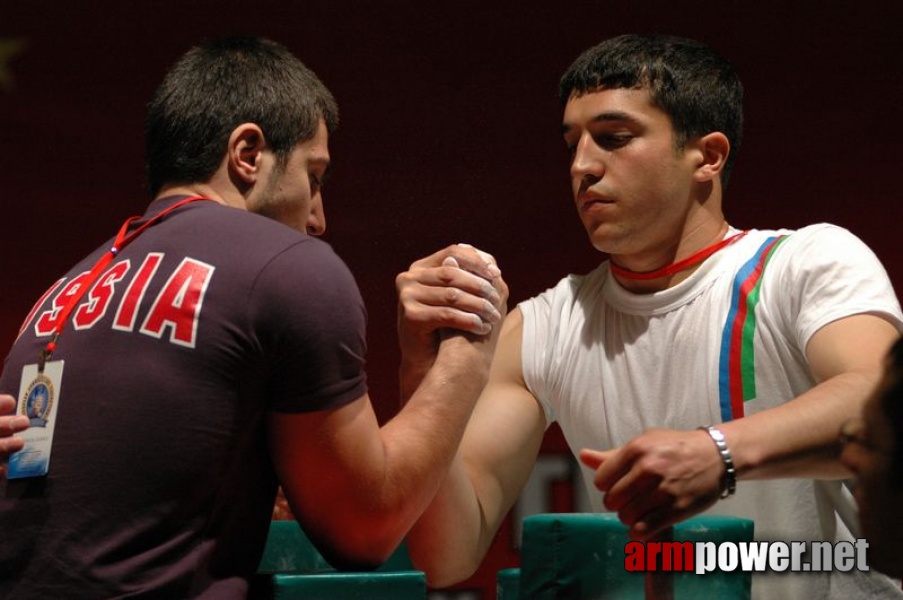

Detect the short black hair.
xmin=145 ymin=36 xmax=339 ymax=197
xmin=560 ymin=34 xmax=743 ymax=188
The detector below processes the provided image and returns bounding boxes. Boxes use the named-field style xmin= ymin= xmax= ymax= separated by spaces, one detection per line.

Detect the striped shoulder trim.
xmin=717 ymin=235 xmax=789 ymax=422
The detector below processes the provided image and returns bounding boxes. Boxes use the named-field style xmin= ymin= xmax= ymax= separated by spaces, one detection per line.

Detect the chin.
xmin=585 ymin=230 xmax=616 ymax=255
xmin=584 ymin=223 xmax=636 ymax=257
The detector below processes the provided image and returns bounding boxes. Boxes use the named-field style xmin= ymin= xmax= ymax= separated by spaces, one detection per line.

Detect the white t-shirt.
xmin=520 ymin=224 xmax=903 ymax=599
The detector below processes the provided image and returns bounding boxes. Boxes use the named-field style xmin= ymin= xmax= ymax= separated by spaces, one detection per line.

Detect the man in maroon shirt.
xmin=0 ymin=36 xmax=506 ymax=598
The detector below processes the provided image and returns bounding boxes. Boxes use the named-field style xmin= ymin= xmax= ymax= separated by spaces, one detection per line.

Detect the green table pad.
xmin=519 ymin=513 xmax=753 ymax=600
xmin=271 ymin=571 xmax=426 ymax=600
xmin=497 ymin=567 xmax=521 ymax=599
xmin=257 ymin=520 xmax=415 ymax=574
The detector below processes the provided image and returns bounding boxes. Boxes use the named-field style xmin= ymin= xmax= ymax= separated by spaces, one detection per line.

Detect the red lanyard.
xmin=37 ymin=195 xmax=212 ymax=372
xmin=610 ymin=230 xmax=748 ymax=281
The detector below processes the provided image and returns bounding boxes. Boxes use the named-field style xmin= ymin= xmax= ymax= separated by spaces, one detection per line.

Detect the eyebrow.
xmin=561 ymin=111 xmax=643 ymax=135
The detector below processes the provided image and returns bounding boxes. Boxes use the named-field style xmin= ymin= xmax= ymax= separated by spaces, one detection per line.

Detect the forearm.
xmin=282 ymin=246 xmax=508 ymax=567
xmin=380 ymin=335 xmax=489 ymax=507
xmin=272 ymin=335 xmax=493 ymax=569
xmin=404 ymin=455 xmax=492 ymax=586
xmin=581 ymin=315 xmax=900 ymax=541
xmin=580 ymin=372 xmax=875 ymax=542
xmin=398 ymin=346 xmax=434 ymax=404
xmin=325 ymin=335 xmax=490 ymax=563
xmin=723 ymin=367 xmax=880 ymax=480
xmin=406 ymin=308 xmax=545 ymax=585
xmin=724 ymin=313 xmax=899 ymax=481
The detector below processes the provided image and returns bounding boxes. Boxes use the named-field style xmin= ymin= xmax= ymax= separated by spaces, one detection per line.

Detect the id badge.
xmin=7 ymin=360 xmax=65 ymax=479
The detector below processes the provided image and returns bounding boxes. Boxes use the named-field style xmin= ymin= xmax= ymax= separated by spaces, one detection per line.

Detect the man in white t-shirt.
xmin=401 ymin=34 xmax=903 ymax=599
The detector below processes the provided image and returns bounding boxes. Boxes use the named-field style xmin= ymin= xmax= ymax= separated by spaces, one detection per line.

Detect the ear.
xmin=227 ymin=123 xmax=267 ymax=185
xmin=691 ymin=131 xmax=730 ymax=183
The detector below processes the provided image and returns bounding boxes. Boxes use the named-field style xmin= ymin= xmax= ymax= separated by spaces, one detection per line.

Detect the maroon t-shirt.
xmin=0 ymin=197 xmax=368 ymax=598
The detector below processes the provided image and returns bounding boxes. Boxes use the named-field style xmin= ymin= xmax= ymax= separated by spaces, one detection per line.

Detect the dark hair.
xmin=145 ymin=36 xmax=339 ymax=197
xmin=883 ymin=336 xmax=903 ymax=483
xmin=559 ymin=34 xmax=743 ymax=187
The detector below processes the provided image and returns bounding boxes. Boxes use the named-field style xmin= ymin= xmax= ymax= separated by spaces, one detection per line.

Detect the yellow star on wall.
xmin=0 ymin=38 xmax=27 ymax=91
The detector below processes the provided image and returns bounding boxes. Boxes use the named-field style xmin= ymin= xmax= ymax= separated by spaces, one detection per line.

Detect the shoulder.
xmin=752 ymin=223 xmax=902 ymax=340
xmin=518 ymin=263 xmax=608 ymax=314
xmin=261 ymin=235 xmax=357 ymax=289
xmin=197 ymin=202 xmax=315 ymax=246
xmin=781 ymin=222 xmax=867 ymax=247
xmin=749 ymin=222 xmax=869 ymax=251
xmin=763 ymin=223 xmax=885 ymax=271
xmin=518 ymin=264 xmax=610 ymax=353
xmin=724 ymin=224 xmax=884 ymax=277
xmin=191 ymin=203 xmax=355 ymax=284
xmin=246 ymin=234 xmax=364 ymax=334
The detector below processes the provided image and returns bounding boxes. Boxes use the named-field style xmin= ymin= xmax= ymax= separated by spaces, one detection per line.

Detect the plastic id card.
xmin=7 ymin=360 xmax=65 ymax=479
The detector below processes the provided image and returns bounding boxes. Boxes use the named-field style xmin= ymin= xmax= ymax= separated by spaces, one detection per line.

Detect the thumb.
xmin=578 ymin=447 xmax=612 ymax=470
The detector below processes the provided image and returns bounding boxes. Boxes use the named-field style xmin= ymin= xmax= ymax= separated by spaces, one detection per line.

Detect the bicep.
xmin=806 ymin=313 xmax=901 ymax=382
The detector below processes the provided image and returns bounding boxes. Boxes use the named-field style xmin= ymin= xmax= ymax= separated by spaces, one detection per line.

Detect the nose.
xmin=570 ymin=133 xmax=604 ymax=183
xmin=306 ymin=194 xmax=326 ymax=236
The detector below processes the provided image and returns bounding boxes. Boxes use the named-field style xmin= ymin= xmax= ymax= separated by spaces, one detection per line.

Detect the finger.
xmin=0 ymin=394 xmax=15 ymax=414
xmin=629 ymin=486 xmax=721 ymax=541
xmin=0 ymin=433 xmax=27 ymax=456
xmin=410 ymin=289 xmax=501 ymax=328
xmin=612 ymin=479 xmax=667 ymax=525
xmin=402 ymin=264 xmax=502 ymax=307
xmin=440 ymin=310 xmax=494 ymax=335
xmin=578 ymin=448 xmax=611 ymax=470
xmin=447 ymin=267 xmax=503 ymax=306
xmin=0 ymin=415 xmax=29 ymax=437
xmin=405 ymin=301 xmax=494 ymax=335
xmin=401 ymin=281 xmax=503 ymax=326
xmin=629 ymin=508 xmax=685 ymax=542
xmin=410 ymin=245 xmax=500 ymax=281
xmin=441 ymin=254 xmax=506 ymax=305
xmin=455 ymin=243 xmax=499 ymax=273
xmin=605 ymin=463 xmax=664 ymax=513
xmin=409 ymin=245 xmax=462 ymax=270
xmin=448 ymin=244 xmax=501 ymax=280
xmin=592 ymin=446 xmax=635 ymax=494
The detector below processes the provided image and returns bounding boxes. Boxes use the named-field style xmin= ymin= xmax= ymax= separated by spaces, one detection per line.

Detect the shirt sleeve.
xmin=767 ymin=224 xmax=903 ymax=351
xmin=519 ymin=285 xmax=561 ymax=427
xmin=249 ymin=238 xmax=368 ymax=413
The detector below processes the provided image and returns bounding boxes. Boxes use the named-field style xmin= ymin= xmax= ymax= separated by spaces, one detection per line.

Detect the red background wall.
xmin=2 ymin=2 xmax=902 ymax=598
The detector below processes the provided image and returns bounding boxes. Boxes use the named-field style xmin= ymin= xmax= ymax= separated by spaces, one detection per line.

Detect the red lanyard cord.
xmin=610 ymin=230 xmax=748 ymax=281
xmin=37 ymin=196 xmax=212 ymax=371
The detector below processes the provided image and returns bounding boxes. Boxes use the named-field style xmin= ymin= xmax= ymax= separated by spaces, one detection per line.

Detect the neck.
xmin=611 ymin=221 xmax=735 ymax=293
xmin=154 ymin=183 xmax=237 ymax=209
